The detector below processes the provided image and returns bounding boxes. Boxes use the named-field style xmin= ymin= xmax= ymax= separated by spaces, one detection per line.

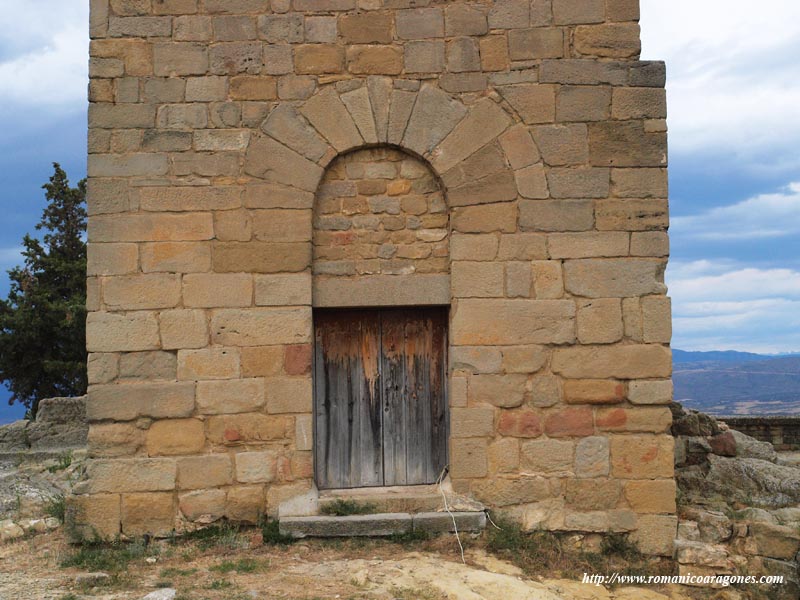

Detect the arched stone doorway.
xmin=311 ymin=146 xmax=450 ymax=489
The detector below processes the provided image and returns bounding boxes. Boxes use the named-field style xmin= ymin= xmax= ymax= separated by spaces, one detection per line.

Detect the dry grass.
xmin=0 ymin=517 xmax=681 ymax=599
xmin=483 ymin=516 xmax=675 ymax=583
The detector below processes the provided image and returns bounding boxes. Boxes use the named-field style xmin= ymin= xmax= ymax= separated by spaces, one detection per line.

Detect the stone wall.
xmin=0 ymin=397 xmax=88 ymax=453
xmin=77 ymin=0 xmax=674 ymax=553
xmin=721 ymin=417 xmax=800 ymax=451
xmin=314 ymin=147 xmax=448 ymax=280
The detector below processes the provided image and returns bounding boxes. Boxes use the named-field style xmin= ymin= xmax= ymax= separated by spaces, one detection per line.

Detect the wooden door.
xmin=314 ymin=308 xmax=448 ymax=489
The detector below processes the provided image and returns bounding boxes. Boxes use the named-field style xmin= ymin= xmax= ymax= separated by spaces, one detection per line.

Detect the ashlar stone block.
xmin=87 ymin=243 xmax=138 ymax=276
xmin=265 ymin=377 xmax=312 ymax=413
xmin=552 ymin=0 xmax=604 ymax=25
xmin=89 ymin=213 xmax=213 ymax=242
xmin=118 ymin=351 xmax=176 ymax=381
xmin=177 ymin=454 xmax=234 ymax=490
xmin=575 ymin=436 xmax=610 ymax=478
xmin=564 ymin=379 xmax=625 ymax=405
xmin=563 ymin=258 xmax=666 ymax=297
xmin=575 ymin=23 xmax=641 ymax=59
xmin=211 ymin=307 xmax=312 ymax=346
xmin=209 ymin=42 xmax=263 ymax=75
xmin=520 ymin=199 xmax=594 ymax=232
xmin=595 ymin=406 xmax=672 ymax=433
xmin=642 ymin=295 xmax=672 ymax=343
xmin=552 ymin=344 xmax=671 ymax=379
xmin=451 ymin=407 xmax=495 ymax=438
xmin=451 ymin=261 xmax=504 ymax=298
xmin=521 ymin=439 xmax=574 ymax=474
xmin=501 ymin=345 xmax=547 ymax=374
xmin=262 ymin=104 xmax=330 ymax=161
xmin=254 ymin=273 xmax=312 ymax=306
xmin=450 ymin=346 xmax=502 ymax=374
xmin=479 ymin=35 xmax=509 ymax=72
xmin=498 ymin=409 xmax=542 ymax=438
xmin=154 ymin=43 xmax=209 ymax=76
xmin=141 ymin=241 xmax=211 ymax=273
xmin=178 ymin=347 xmax=241 ymax=380
xmin=432 ymin=98 xmax=511 ymax=174
xmin=160 ymin=309 xmax=209 ymax=350
xmin=88 ymin=382 xmax=196 ymax=422
xmin=183 ymin=273 xmax=253 ymax=308
xmin=179 ymin=489 xmax=227 ymax=522
xmin=498 ymin=84 xmax=556 ymax=125
xmin=346 ymin=45 xmax=403 ymax=75
xmin=488 ymin=0 xmax=530 ymax=29
xmin=452 ymin=299 xmax=575 ymax=345
xmin=236 ymin=450 xmax=278 ymax=483
xmin=624 ymin=479 xmax=676 ymax=514
xmin=577 ymin=298 xmax=623 ymax=344
xmin=628 ymin=380 xmax=673 ymax=405
xmin=197 ymin=378 xmax=266 ymax=414
xmin=86 ymin=458 xmax=177 ymax=493
xmin=301 ymin=86 xmax=363 ymax=152
xmin=146 ymin=419 xmax=206 ymax=456
xmin=66 ymin=494 xmax=120 ymax=541
xmin=450 ymin=439 xmax=488 ymax=479
xmin=403 ymin=84 xmax=467 ymax=155
xmin=339 ymin=12 xmax=392 ymax=44
xmin=473 ymin=477 xmax=551 ymax=508
xmin=86 ymin=311 xmax=160 ymax=352
xmin=452 ymin=203 xmax=517 ymax=234
xmin=244 ymin=136 xmax=324 ymax=192
xmin=341 ymin=86 xmax=379 ymax=143
xmin=396 ymin=8 xmax=444 ymax=39
xmin=499 ymin=124 xmax=541 ymax=169
xmin=212 ymin=241 xmax=311 ymax=273
xmin=610 ymin=434 xmax=674 ymax=479
xmin=508 ymin=28 xmax=564 ymax=60
xmin=206 ymin=413 xmax=291 ymax=445
xmin=469 ymin=374 xmax=527 ymax=408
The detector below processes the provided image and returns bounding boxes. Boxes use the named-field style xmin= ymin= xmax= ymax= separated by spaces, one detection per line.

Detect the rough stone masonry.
xmin=73 ymin=0 xmax=674 ymax=555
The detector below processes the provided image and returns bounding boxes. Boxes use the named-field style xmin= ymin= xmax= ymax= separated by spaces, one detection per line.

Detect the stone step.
xmin=319 ymin=485 xmax=445 ymax=514
xmin=280 ymin=511 xmax=486 ymax=539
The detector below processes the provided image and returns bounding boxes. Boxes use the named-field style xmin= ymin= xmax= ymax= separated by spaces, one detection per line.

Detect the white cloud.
xmin=668 ymin=260 xmax=800 ymax=353
xmin=672 ymin=182 xmax=800 ymax=240
xmin=0 ymin=0 xmax=88 ymax=110
xmin=641 ymin=0 xmax=800 ymax=166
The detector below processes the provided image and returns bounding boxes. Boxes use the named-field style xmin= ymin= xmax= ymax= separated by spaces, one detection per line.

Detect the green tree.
xmin=0 ymin=163 xmax=87 ymax=417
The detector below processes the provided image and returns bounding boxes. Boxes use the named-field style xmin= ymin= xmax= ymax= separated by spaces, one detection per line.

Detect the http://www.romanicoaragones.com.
xmin=582 ymin=572 xmax=785 ymax=587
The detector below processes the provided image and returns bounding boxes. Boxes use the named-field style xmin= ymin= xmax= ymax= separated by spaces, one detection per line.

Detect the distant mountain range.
xmin=673 ymin=350 xmax=800 ymax=416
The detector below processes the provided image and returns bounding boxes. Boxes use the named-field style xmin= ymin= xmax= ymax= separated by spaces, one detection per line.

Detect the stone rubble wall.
xmin=720 ymin=416 xmax=800 ymax=451
xmin=77 ymin=0 xmax=674 ymax=552
xmin=672 ymin=403 xmax=800 ymax=599
xmin=0 ymin=397 xmax=88 ymax=453
xmin=314 ymin=147 xmax=448 ymax=279
xmin=0 ymin=397 xmax=87 ymax=543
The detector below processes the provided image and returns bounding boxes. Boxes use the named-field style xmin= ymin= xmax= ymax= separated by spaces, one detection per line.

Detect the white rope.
xmin=436 ymin=466 xmax=465 ymax=564
xmin=484 ymin=509 xmax=503 ymax=530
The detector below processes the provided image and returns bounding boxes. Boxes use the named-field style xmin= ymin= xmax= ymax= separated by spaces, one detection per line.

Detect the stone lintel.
xmin=313 ymin=274 xmax=450 ymax=307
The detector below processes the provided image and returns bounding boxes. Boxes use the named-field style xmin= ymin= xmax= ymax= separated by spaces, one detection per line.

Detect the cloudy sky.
xmin=0 ymin=1 xmax=798 ymax=420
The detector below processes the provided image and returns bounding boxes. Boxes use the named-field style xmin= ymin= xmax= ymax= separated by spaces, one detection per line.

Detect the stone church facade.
xmin=73 ymin=0 xmax=675 ymax=554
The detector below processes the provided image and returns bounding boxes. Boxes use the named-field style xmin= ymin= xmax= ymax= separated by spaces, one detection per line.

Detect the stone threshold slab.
xmin=280 ymin=511 xmax=486 ymax=539
xmin=318 ymin=485 xmax=445 ymax=514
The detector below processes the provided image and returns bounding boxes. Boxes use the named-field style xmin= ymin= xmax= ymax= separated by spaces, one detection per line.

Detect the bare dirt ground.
xmin=0 ymin=527 xmax=712 ymax=600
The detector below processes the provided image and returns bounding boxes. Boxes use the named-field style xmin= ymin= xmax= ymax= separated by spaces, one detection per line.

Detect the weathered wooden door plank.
xmin=429 ymin=311 xmax=449 ymax=480
xmin=314 ymin=311 xmax=383 ymax=489
xmin=381 ymin=310 xmax=408 ymax=486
